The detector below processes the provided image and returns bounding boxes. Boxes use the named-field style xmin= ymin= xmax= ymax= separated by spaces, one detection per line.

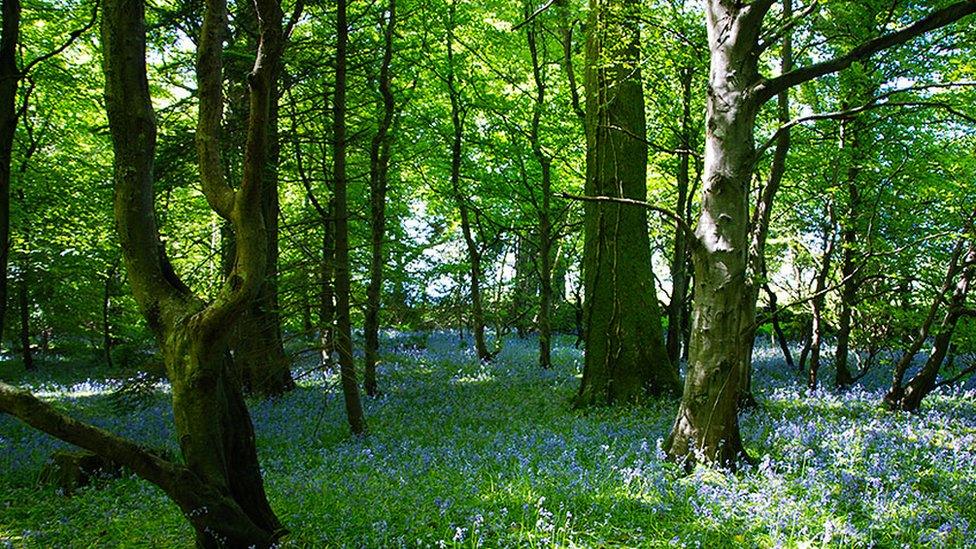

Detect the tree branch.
xmin=756 ymin=82 xmax=976 ymax=158
xmin=560 ymin=192 xmax=699 ymax=247
xmin=512 ymin=0 xmax=555 ymax=32
xmin=20 ymin=2 xmax=99 ymax=76
xmin=0 ymin=381 xmax=178 ymax=490
xmin=756 ymin=1 xmax=976 ymax=103
xmin=195 ymin=0 xmax=235 ymax=219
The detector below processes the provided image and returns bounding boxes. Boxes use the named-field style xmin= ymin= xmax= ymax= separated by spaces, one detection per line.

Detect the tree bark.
xmin=886 ymin=242 xmax=975 ymax=411
xmin=738 ymin=0 xmax=794 ymax=407
xmin=0 ymin=0 xmax=19 ymax=350
xmin=364 ymin=0 xmax=397 ymax=396
xmin=576 ymin=0 xmax=678 ymax=406
xmin=807 ymin=228 xmax=835 ymax=391
xmin=103 ymin=261 xmax=117 ymax=369
xmin=333 ymin=0 xmax=368 ymax=434
xmin=446 ymin=3 xmax=492 ymax=362
xmin=3 ymin=0 xmax=289 ymax=543
xmin=763 ymin=283 xmax=794 ymax=370
xmin=219 ymin=1 xmax=294 ymax=398
xmin=18 ymin=247 xmax=32 ymax=371
xmin=233 ymin=79 xmax=294 ymax=397
xmin=525 ymin=2 xmax=553 ymax=370
xmin=320 ymin=201 xmax=336 ymax=367
xmin=666 ymin=0 xmax=975 ymax=469
xmin=666 ymin=66 xmax=694 ymax=366
xmin=832 ymin=100 xmax=874 ymax=389
xmin=666 ymin=1 xmax=770 ymax=467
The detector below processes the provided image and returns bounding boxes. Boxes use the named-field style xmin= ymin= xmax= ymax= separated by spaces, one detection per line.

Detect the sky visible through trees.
xmin=1 ymin=0 xmax=976 ymax=546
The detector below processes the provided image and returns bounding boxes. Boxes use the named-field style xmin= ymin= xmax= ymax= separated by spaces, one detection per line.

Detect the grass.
xmin=1 ymin=333 xmax=975 ymax=547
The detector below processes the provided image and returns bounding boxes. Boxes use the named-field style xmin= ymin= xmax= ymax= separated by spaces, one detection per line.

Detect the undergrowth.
xmin=1 ymin=333 xmax=974 ymax=547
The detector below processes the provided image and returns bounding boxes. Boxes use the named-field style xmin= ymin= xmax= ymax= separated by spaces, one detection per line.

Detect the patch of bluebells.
xmin=2 ymin=333 xmax=975 ymax=547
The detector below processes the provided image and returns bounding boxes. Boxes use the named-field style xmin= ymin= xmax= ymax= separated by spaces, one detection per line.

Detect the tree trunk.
xmin=364 ymin=0 xmax=397 ymax=396
xmin=446 ymin=5 xmax=491 ymax=362
xmin=576 ymin=0 xmax=678 ymax=406
xmin=103 ymin=261 xmax=117 ymax=369
xmin=320 ymin=203 xmax=336 ymax=367
xmin=0 ymin=0 xmax=19 ymax=350
xmin=666 ymin=66 xmax=693 ymax=366
xmin=763 ymin=283 xmax=795 ymax=369
xmin=333 ymin=0 xmax=367 ymax=435
xmin=0 ymin=0 xmax=293 ymax=541
xmin=665 ymin=0 xmax=976 ymax=471
xmin=525 ymin=3 xmax=553 ymax=370
xmin=887 ymin=243 xmax=975 ymax=411
xmin=738 ymin=0 xmax=793 ymax=407
xmin=833 ymin=115 xmax=868 ymax=389
xmin=512 ymin=235 xmax=536 ymax=338
xmin=18 ymin=251 xmax=32 ymax=371
xmin=69 ymin=0 xmax=287 ymax=541
xmin=666 ymin=1 xmax=765 ymax=467
xmin=233 ymin=112 xmax=294 ymax=395
xmin=222 ymin=1 xmax=293 ymax=398
xmin=808 ymin=219 xmax=836 ymax=391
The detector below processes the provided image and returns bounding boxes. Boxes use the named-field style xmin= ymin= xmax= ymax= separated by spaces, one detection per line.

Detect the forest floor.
xmin=1 ymin=333 xmax=975 ymax=548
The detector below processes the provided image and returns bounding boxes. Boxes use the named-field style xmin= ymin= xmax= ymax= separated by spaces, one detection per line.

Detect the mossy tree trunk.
xmin=576 ymin=0 xmax=679 ymax=406
xmin=1 ymin=0 xmax=288 ymax=544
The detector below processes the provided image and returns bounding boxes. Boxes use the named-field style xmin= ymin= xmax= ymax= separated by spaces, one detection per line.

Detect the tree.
xmin=666 ymin=0 xmax=976 ymax=468
xmin=0 ymin=0 xmax=19 ymax=349
xmin=364 ymin=0 xmax=398 ymax=396
xmin=576 ymin=0 xmax=679 ymax=406
xmin=1 ymin=0 xmax=289 ymax=542
xmin=445 ymin=0 xmax=493 ymax=362
xmin=886 ymin=228 xmax=976 ymax=412
xmin=333 ymin=0 xmax=368 ymax=434
xmin=222 ymin=0 xmax=297 ymax=398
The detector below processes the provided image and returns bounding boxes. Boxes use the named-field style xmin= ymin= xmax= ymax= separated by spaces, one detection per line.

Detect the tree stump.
xmin=38 ymin=450 xmax=123 ymax=494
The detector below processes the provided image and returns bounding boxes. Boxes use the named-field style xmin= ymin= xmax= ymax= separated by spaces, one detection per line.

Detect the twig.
xmin=559 ymin=192 xmax=698 ymax=246
xmin=512 ymin=0 xmax=556 ymax=32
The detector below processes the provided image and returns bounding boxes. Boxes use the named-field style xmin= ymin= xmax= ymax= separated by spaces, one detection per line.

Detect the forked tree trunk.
xmin=364 ymin=0 xmax=397 ymax=396
xmin=0 ymin=0 xmax=287 ymax=543
xmin=666 ymin=0 xmax=976 ymax=469
xmin=576 ymin=0 xmax=678 ymax=406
